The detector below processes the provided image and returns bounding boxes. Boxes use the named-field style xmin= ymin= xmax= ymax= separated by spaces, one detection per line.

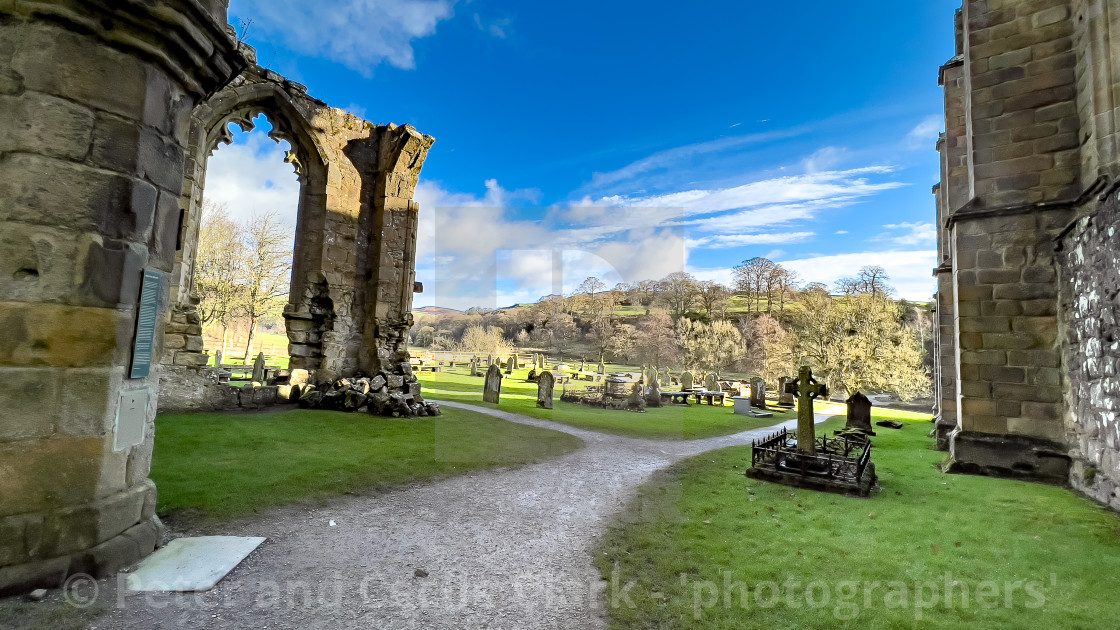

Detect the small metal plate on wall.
xmin=114 ymin=388 xmax=150 ymax=451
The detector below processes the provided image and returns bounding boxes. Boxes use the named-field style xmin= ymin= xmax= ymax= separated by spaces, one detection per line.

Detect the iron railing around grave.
xmin=750 ymin=428 xmax=873 ymax=484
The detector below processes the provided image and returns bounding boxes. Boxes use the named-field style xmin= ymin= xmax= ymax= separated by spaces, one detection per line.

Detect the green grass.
xmin=417 ymin=367 xmax=800 ymax=440
xmin=594 ymin=410 xmax=1120 ymax=629
xmin=151 ymin=406 xmax=584 ymax=519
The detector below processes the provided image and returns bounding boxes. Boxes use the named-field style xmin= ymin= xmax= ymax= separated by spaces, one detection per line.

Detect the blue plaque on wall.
xmin=130 ymin=268 xmax=165 ymax=380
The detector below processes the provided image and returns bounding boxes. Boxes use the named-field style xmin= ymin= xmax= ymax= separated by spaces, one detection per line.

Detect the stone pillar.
xmin=938 ymin=0 xmax=1080 ymax=482
xmin=0 ymin=0 xmax=242 ymax=593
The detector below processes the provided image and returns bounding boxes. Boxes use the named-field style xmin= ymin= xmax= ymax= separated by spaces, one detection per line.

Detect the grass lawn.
xmin=417 ymin=367 xmax=800 ymax=440
xmin=594 ymin=409 xmax=1120 ymax=629
xmin=151 ymin=406 xmax=584 ymax=520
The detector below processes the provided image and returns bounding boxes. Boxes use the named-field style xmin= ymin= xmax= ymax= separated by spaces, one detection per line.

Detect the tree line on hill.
xmin=411 ymin=259 xmax=932 ymax=400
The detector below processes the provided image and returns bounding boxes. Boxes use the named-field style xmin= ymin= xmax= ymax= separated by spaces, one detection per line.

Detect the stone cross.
xmin=785 ymin=366 xmax=828 ymax=454
xmin=252 ymin=352 xmax=266 ymax=383
xmin=483 ymin=363 xmax=503 ymax=403
xmin=537 ymin=371 xmax=555 ymax=409
xmin=680 ymin=371 xmax=694 ymax=391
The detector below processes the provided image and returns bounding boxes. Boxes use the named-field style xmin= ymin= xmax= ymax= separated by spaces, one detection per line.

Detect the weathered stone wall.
xmin=166 ymin=64 xmax=434 ymax=395
xmin=0 ymin=0 xmax=244 ymax=593
xmin=1058 ymin=186 xmax=1120 ymax=509
xmin=935 ymin=0 xmax=1120 ymax=487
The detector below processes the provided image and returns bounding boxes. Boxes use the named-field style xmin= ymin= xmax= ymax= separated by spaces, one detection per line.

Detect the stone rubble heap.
xmin=294 ymin=371 xmax=441 ymax=417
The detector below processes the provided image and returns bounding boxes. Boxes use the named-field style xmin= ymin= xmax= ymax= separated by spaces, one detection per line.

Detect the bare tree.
xmin=696 ymin=281 xmax=732 ymax=321
xmin=194 ymin=201 xmax=245 ymax=353
xmin=657 ymin=271 xmax=699 ymax=320
xmin=732 ymin=257 xmax=777 ymax=313
xmin=836 ymin=265 xmax=895 ymax=298
xmin=239 ymin=211 xmax=293 ymax=360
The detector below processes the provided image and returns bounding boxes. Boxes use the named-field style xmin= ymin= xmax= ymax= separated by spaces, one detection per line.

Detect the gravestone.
xmin=470 ymin=356 xmax=480 ymax=377
xmin=213 ymin=350 xmax=223 ymax=368
xmin=537 ymin=354 xmax=545 ymax=370
xmin=844 ymin=391 xmax=876 ymax=435
xmin=537 ymin=371 xmax=555 ymax=409
xmin=680 ymin=371 xmax=694 ymax=391
xmin=786 ymin=366 xmax=828 ymax=454
xmin=645 ymin=380 xmax=662 ymax=407
xmin=648 ymin=369 xmax=660 ymax=390
xmin=750 ymin=377 xmax=766 ymax=409
xmin=660 ymin=368 xmax=671 ymax=385
xmin=627 ymin=382 xmax=645 ymax=410
xmin=778 ymin=377 xmax=795 ymax=406
xmin=486 ymin=354 xmax=493 ymax=366
xmin=704 ymin=373 xmax=719 ymax=392
xmin=483 ymin=364 xmax=503 ymax=403
xmin=527 ymin=368 xmax=539 ymax=382
xmin=580 ymin=360 xmax=586 ymax=372
xmin=597 ymin=360 xmax=606 ymax=375
xmin=252 ymin=352 xmax=266 ymax=383
xmin=510 ymin=355 xmax=519 ymax=371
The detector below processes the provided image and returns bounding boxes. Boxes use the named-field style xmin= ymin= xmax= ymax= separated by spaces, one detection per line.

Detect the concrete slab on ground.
xmin=125 ymin=536 xmax=266 ymax=592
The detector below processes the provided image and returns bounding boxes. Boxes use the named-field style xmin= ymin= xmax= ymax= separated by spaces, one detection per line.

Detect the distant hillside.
xmin=413 ymin=306 xmax=464 ymax=318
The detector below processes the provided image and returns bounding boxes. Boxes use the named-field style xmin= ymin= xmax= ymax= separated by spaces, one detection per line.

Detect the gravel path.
xmin=85 ymin=402 xmax=832 ymax=630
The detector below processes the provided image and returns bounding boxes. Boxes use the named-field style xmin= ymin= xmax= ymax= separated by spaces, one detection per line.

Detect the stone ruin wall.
xmin=0 ymin=0 xmax=432 ymax=594
xmin=161 ymin=59 xmax=433 ymax=409
xmin=0 ymin=0 xmax=245 ymax=594
xmin=935 ymin=0 xmax=1120 ymax=492
xmin=1058 ymin=187 xmax=1120 ymax=510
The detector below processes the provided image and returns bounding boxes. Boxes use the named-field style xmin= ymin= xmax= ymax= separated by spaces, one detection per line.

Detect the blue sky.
xmin=208 ymin=0 xmax=961 ymax=309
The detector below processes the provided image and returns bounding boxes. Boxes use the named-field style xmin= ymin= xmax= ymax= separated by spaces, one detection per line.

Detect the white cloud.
xmin=780 ymin=250 xmax=938 ymax=301
xmin=875 ymin=222 xmax=937 ymax=246
xmin=204 ymin=126 xmax=301 ymax=237
xmin=587 ymin=126 xmax=810 ymax=191
xmin=687 ymin=232 xmax=815 ymax=250
xmin=600 ymin=167 xmax=905 ymax=221
xmin=802 ymin=146 xmax=846 ymax=173
xmin=906 ymin=115 xmax=942 ymax=150
xmin=233 ymin=0 xmax=455 ymax=74
xmin=473 ymin=13 xmax=512 ymax=38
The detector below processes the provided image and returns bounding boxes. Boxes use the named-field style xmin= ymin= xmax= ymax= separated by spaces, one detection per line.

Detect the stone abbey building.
xmin=933 ymin=0 xmax=1120 ymax=507
xmin=0 ymin=1 xmax=431 ymax=593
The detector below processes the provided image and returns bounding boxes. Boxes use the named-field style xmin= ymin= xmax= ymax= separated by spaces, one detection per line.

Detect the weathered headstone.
xmin=597 ymin=360 xmax=606 ymax=375
xmin=648 ymin=369 xmax=660 ymax=390
xmin=537 ymin=354 xmax=545 ymax=370
xmin=580 ymin=359 xmax=586 ymax=372
xmin=527 ymin=368 xmax=539 ymax=382
xmin=704 ymin=373 xmax=719 ymax=392
xmin=645 ymin=381 xmax=662 ymax=407
xmin=470 ymin=356 xmax=480 ymax=377
xmin=660 ymin=368 xmax=671 ymax=385
xmin=510 ymin=355 xmax=519 ymax=371
xmin=786 ymin=366 xmax=828 ymax=454
xmin=844 ymin=391 xmax=876 ymax=435
xmin=537 ymin=371 xmax=555 ymax=409
xmin=252 ymin=352 xmax=266 ymax=383
xmin=486 ymin=354 xmax=493 ymax=366
xmin=214 ymin=350 xmax=223 ymax=367
xmin=627 ymin=382 xmax=645 ymax=410
xmin=778 ymin=377 xmax=795 ymax=406
xmin=749 ymin=377 xmax=766 ymax=409
xmin=483 ymin=364 xmax=503 ymax=403
xmin=680 ymin=371 xmax=694 ymax=391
